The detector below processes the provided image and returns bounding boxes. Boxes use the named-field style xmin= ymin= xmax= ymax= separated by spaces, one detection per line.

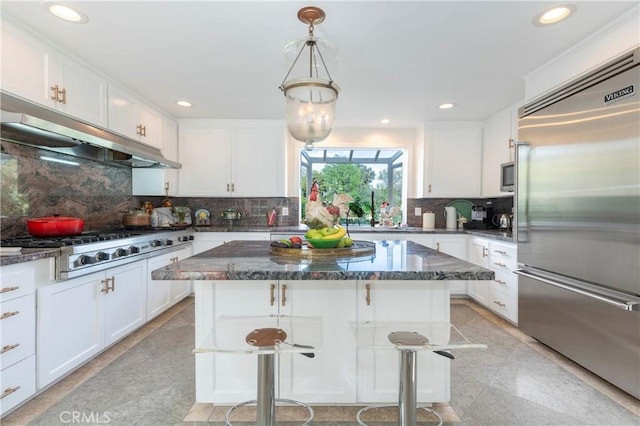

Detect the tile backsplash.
xmin=406 ymin=197 xmax=513 ymax=229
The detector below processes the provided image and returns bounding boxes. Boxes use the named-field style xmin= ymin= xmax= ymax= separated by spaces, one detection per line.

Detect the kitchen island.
xmin=152 ymin=239 xmax=493 ymax=406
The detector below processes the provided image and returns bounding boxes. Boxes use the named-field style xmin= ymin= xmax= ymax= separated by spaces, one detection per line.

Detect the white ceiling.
xmin=2 ymin=1 xmax=637 ymax=127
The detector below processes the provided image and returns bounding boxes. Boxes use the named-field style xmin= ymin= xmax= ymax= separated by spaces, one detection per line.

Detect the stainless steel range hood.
xmin=0 ymin=91 xmax=181 ymax=169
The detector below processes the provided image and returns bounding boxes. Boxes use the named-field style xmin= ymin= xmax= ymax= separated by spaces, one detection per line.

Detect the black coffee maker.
xmin=464 ymin=201 xmax=494 ymax=229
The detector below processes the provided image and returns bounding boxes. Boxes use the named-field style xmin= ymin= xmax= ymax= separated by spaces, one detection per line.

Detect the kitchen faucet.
xmin=370 ymin=191 xmax=375 ymax=227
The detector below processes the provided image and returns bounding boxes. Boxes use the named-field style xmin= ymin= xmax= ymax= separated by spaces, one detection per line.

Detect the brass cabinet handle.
xmin=59 ymin=87 xmax=67 ymax=104
xmin=136 ymin=124 xmax=143 ymax=136
xmin=281 ymin=284 xmax=287 ymax=306
xmin=436 ymin=242 xmax=440 ymax=251
xmin=428 ymin=184 xmax=432 ymax=193
xmin=365 ymin=283 xmax=371 ymax=306
xmin=226 ymin=183 xmax=230 ymax=192
xmin=509 ymin=138 xmax=515 ymax=149
xmin=493 ymin=300 xmax=506 ymax=307
xmin=50 ymin=85 xmax=59 ymax=101
xmin=495 ymin=279 xmax=507 ymax=285
xmin=494 ymin=250 xmax=508 ymax=255
xmin=101 ymin=277 xmax=115 ymax=294
xmin=494 ymin=262 xmax=507 ymax=268
xmin=0 ymin=311 xmax=19 ymax=320
xmin=171 ymin=256 xmax=179 ymax=263
xmin=269 ymin=283 xmax=275 ymax=306
xmin=1 ymin=343 xmax=20 ymax=354
xmin=0 ymin=286 xmax=19 ymax=294
xmin=141 ymin=125 xmax=147 ymax=137
xmin=482 ymin=246 xmax=489 ymax=258
xmin=231 ymin=183 xmax=235 ymax=192
xmin=1 ymin=386 xmax=20 ymax=399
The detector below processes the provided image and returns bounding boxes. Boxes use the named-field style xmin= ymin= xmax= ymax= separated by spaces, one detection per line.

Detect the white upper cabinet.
xmin=132 ymin=116 xmax=179 ymax=196
xmin=423 ymin=122 xmax=483 ymax=198
xmin=108 ymin=83 xmax=163 ymax=149
xmin=481 ymin=102 xmax=520 ymax=197
xmin=177 ymin=120 xmax=285 ymax=197
xmin=1 ymin=19 xmax=108 ymax=127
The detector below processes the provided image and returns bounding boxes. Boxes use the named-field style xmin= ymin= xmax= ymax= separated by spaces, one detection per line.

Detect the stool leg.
xmin=398 ymin=349 xmax=417 ymax=426
xmin=256 ymin=353 xmax=275 ymax=426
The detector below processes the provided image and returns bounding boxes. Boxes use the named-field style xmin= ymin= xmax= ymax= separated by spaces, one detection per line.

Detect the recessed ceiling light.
xmin=43 ymin=2 xmax=88 ymax=24
xmin=534 ymin=5 xmax=575 ymax=26
xmin=380 ymin=118 xmax=390 ymax=124
xmin=176 ymin=101 xmax=192 ymax=107
xmin=438 ymin=103 xmax=455 ymax=110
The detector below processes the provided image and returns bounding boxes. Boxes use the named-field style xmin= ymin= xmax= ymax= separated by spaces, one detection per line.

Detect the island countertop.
xmin=151 ymin=239 xmax=494 ymax=281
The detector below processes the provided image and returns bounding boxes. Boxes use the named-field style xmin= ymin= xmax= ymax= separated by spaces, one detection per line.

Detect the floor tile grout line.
xmin=458 ymin=299 xmax=640 ymax=417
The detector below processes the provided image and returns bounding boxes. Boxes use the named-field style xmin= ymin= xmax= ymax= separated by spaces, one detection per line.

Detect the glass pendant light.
xmin=279 ymin=6 xmax=340 ymax=151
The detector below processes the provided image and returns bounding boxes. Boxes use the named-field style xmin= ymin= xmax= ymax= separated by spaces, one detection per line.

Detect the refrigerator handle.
xmin=515 ymin=141 xmax=530 ymax=243
xmin=514 ymin=269 xmax=640 ymax=312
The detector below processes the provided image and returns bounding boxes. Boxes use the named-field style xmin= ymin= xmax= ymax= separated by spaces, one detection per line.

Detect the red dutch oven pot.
xmin=26 ymin=216 xmax=85 ymax=237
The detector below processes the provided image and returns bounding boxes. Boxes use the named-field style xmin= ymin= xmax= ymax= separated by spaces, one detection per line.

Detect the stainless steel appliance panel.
xmin=519 ymin=272 xmax=640 ymax=398
xmin=518 ymin=64 xmax=640 ymax=296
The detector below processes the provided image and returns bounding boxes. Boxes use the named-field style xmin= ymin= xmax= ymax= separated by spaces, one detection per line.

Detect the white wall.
xmin=524 ymin=6 xmax=640 ymax=101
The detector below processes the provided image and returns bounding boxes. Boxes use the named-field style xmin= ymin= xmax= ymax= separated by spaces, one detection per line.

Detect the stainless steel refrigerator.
xmin=516 ymin=48 xmax=640 ymax=399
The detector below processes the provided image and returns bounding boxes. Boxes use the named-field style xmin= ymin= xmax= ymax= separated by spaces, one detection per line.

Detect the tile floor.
xmin=3 ymin=297 xmax=639 ymax=425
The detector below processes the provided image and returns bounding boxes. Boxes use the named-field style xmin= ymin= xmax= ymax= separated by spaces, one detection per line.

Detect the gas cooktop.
xmin=1 ymin=227 xmax=191 ymax=248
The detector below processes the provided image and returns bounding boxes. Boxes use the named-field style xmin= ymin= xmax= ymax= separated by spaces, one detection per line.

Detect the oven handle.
xmin=515 ymin=269 xmax=640 ymax=312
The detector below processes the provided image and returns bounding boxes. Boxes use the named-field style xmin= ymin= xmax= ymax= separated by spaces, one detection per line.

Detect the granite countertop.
xmin=0 ymin=248 xmax=60 ymax=267
xmin=194 ymin=225 xmax=514 ymax=242
xmin=151 ymin=239 xmax=494 ymax=281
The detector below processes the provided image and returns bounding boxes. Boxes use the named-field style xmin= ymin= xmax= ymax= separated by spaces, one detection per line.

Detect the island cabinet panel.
xmin=356 ymin=280 xmax=451 ymax=403
xmin=194 ymin=280 xmax=357 ymax=404
xmin=278 ymin=280 xmax=357 ymax=403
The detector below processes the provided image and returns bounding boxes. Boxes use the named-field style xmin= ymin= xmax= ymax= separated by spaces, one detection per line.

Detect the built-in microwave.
xmin=500 ymin=161 xmax=515 ymax=192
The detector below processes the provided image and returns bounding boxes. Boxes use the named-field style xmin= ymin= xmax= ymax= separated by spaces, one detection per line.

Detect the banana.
xmin=322 ymin=226 xmax=347 ymax=241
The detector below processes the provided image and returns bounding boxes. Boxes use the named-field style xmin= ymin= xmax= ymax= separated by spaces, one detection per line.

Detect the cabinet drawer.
xmin=0 ymin=294 xmax=35 ymax=369
xmin=490 ymin=269 xmax=518 ymax=299
xmin=489 ymin=242 xmax=517 ymax=272
xmin=0 ymin=355 xmax=36 ymax=417
xmin=488 ymin=288 xmax=518 ymax=323
xmin=0 ymin=267 xmax=35 ymax=303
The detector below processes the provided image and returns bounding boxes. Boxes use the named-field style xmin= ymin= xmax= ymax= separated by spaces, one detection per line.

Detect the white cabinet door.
xmin=177 ymin=120 xmax=285 ymax=197
xmin=466 ymin=238 xmax=490 ymax=306
xmin=1 ymin=20 xmax=107 ymax=127
xmin=278 ymin=280 xmax=357 ymax=403
xmin=103 ymin=261 xmax=147 ymax=346
xmin=55 ymin=53 xmax=108 ymax=127
xmin=356 ymin=280 xmax=450 ymax=403
xmin=197 ymin=281 xmax=277 ymax=403
xmin=424 ymin=123 xmax=482 ymax=198
xmin=108 ymin=83 xmax=163 ymax=148
xmin=38 ymin=272 xmax=105 ymax=388
xmin=1 ymin=19 xmax=53 ymax=107
xmin=169 ymin=246 xmax=193 ymax=303
xmin=178 ymin=126 xmax=231 ymax=196
xmin=481 ymin=103 xmax=519 ymax=197
xmin=231 ymin=126 xmax=285 ymax=197
xmin=132 ymin=116 xmax=178 ymax=196
xmin=146 ymin=253 xmax=173 ymax=320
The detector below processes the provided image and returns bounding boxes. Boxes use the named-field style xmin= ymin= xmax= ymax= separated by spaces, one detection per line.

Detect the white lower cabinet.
xmin=0 ymin=258 xmax=52 ymax=417
xmin=466 ymin=237 xmax=518 ymax=323
xmin=466 ymin=238 xmax=490 ymax=306
xmin=195 ymin=280 xmax=356 ymax=404
xmin=38 ymin=261 xmax=147 ymax=388
xmin=356 ymin=280 xmax=450 ymax=403
xmin=147 ymin=246 xmax=193 ymax=320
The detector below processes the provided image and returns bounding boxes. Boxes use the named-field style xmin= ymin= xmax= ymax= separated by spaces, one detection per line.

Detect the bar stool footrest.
xmin=356 ymin=404 xmax=443 ymax=426
xmin=225 ymin=398 xmax=314 ymax=426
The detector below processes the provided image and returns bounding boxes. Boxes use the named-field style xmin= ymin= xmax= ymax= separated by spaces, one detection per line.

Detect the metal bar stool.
xmin=195 ymin=315 xmax=322 ymax=426
xmin=353 ymin=322 xmax=486 ymax=426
